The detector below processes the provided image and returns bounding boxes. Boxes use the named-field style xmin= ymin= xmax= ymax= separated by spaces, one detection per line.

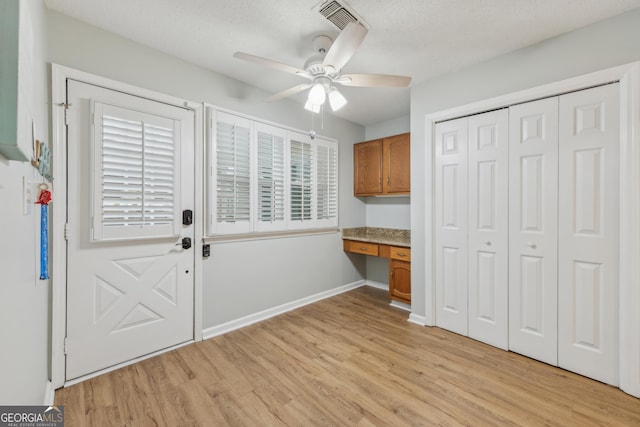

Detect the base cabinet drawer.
xmin=344 ymin=240 xmax=379 ymax=256
xmin=390 ymin=246 xmax=411 ymax=261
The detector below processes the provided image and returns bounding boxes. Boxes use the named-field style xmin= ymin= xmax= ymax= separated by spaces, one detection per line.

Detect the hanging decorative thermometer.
xmin=36 ymin=183 xmax=52 ymax=280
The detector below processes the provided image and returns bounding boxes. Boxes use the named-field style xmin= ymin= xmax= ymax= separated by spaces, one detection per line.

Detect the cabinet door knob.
xmin=485 ymin=240 xmax=492 ymax=246
xmin=527 ymin=241 xmax=537 ymax=249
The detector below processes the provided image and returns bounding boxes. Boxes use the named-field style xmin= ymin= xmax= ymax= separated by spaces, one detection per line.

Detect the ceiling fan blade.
xmin=234 ymin=52 xmax=310 ymax=78
xmin=322 ymin=22 xmax=368 ymax=72
xmin=266 ymin=84 xmax=312 ymax=102
xmin=339 ymin=73 xmax=412 ymax=87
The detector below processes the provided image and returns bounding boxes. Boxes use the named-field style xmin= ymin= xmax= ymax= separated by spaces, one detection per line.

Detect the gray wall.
xmin=45 ymin=11 xmax=367 ymax=331
xmin=410 ymin=7 xmax=640 ymax=318
xmin=0 ymin=0 xmax=50 ymax=404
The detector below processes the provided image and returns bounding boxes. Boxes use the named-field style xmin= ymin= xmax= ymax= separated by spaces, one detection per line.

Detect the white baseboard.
xmin=364 ymin=280 xmax=388 ymax=291
xmin=202 ymin=280 xmax=366 ymax=340
xmin=44 ymin=381 xmax=55 ymax=406
xmin=390 ymin=300 xmax=411 ymax=312
xmin=408 ymin=313 xmax=427 ymax=326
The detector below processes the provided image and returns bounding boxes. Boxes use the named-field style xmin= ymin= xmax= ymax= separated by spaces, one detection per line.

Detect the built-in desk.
xmin=342 ymin=228 xmax=411 ymax=304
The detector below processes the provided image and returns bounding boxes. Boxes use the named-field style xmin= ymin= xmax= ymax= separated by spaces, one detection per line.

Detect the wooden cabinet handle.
xmin=360 ymin=247 xmax=368 ymax=251
xmin=397 ymin=253 xmax=407 ymax=257
xmin=387 ymin=176 xmax=390 ymax=184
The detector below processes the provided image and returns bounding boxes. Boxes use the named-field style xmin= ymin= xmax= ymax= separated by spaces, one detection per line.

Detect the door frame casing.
xmin=50 ymin=64 xmax=204 ymax=388
xmin=422 ymin=62 xmax=640 ymax=397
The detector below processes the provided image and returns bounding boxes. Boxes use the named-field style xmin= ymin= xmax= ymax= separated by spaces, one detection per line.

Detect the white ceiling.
xmin=45 ymin=0 xmax=640 ymax=127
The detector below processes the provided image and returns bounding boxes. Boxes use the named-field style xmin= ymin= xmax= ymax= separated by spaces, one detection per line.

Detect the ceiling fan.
xmin=233 ymin=22 xmax=412 ymax=113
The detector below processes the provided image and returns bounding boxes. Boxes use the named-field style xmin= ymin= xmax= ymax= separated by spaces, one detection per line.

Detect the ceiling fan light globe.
xmin=329 ymin=88 xmax=347 ymax=111
xmin=308 ymin=83 xmax=326 ymax=104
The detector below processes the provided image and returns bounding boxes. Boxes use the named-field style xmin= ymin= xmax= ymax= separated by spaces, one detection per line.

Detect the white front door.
xmin=467 ymin=109 xmax=509 ymax=350
xmin=435 ymin=117 xmax=469 ymax=336
xmin=508 ymin=97 xmax=559 ymax=366
xmin=65 ymin=80 xmax=195 ymax=380
xmin=557 ymin=83 xmax=619 ymax=385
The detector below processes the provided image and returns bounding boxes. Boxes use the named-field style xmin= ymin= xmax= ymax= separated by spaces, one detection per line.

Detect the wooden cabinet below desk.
xmin=343 ymin=240 xmax=411 ymax=304
xmin=389 ymin=259 xmax=411 ymax=304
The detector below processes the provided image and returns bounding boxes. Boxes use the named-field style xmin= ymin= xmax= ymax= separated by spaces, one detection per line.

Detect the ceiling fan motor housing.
xmin=304 ymin=54 xmax=326 ymax=76
xmin=305 ymin=35 xmax=334 ymax=76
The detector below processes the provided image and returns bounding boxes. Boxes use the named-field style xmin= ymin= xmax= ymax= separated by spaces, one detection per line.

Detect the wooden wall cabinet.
xmin=354 ymin=133 xmax=410 ymax=196
xmin=354 ymin=139 xmax=383 ymax=195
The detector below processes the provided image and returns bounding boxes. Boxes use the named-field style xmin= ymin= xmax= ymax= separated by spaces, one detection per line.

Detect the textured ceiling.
xmin=45 ymin=0 xmax=640 ymax=126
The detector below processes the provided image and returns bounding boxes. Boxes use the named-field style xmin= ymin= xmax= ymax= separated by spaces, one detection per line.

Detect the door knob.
xmin=181 ymin=237 xmax=192 ymax=250
xmin=485 ymin=240 xmax=492 ymax=246
xmin=527 ymin=241 xmax=537 ymax=249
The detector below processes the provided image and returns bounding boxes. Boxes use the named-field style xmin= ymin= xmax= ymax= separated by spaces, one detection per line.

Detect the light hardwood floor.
xmin=55 ymin=286 xmax=640 ymax=426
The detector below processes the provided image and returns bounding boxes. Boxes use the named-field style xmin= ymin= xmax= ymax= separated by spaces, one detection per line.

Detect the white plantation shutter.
xmin=212 ymin=111 xmax=252 ymax=234
xmin=316 ymin=139 xmax=338 ymax=226
xmin=93 ymin=102 xmax=180 ymax=241
xmin=255 ymin=123 xmax=286 ymax=231
xmin=289 ymin=132 xmax=313 ymax=228
xmin=144 ymin=123 xmax=176 ymax=224
xmin=207 ymin=108 xmax=339 ymax=236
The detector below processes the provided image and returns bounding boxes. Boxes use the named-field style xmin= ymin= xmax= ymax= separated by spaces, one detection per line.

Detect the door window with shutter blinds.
xmin=208 ymin=107 xmax=338 ymax=236
xmin=92 ymin=101 xmax=180 ymax=241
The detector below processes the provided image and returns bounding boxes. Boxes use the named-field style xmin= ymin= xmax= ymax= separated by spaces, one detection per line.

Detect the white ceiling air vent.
xmin=314 ymin=0 xmax=370 ymax=30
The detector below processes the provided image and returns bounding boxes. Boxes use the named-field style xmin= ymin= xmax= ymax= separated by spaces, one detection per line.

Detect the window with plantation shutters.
xmin=92 ymin=101 xmax=180 ymax=241
xmin=207 ymin=107 xmax=339 ymax=236
xmin=212 ymin=111 xmax=252 ymax=234
xmin=255 ymin=123 xmax=286 ymax=231
xmin=289 ymin=134 xmax=313 ymax=227
xmin=316 ymin=140 xmax=338 ymax=226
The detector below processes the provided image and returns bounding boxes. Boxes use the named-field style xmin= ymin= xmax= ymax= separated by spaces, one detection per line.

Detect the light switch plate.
xmin=23 ymin=176 xmax=32 ymax=215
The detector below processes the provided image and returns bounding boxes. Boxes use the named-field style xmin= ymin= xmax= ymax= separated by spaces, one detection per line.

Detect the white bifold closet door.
xmin=435 ymin=109 xmax=509 ymax=348
xmin=435 ymin=84 xmax=619 ymax=385
xmin=435 ymin=117 xmax=469 ymax=336
xmin=467 ymin=110 xmax=509 ymax=350
xmin=557 ymin=83 xmax=619 ymax=386
xmin=508 ymin=97 xmax=559 ymax=366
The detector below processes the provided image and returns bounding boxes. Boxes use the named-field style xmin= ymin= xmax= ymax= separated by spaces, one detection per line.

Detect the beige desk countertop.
xmin=341 ymin=227 xmax=410 ymax=248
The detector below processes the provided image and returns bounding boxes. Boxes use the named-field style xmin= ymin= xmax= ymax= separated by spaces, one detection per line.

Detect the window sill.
xmin=204 ymin=228 xmax=340 ymax=244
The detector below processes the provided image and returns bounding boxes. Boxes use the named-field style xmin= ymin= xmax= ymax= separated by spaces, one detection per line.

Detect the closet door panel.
xmin=468 ymin=109 xmax=509 ymax=349
xmin=558 ymin=84 xmax=619 ymax=385
xmin=508 ymin=97 xmax=559 ymax=365
xmin=435 ymin=117 xmax=468 ymax=335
